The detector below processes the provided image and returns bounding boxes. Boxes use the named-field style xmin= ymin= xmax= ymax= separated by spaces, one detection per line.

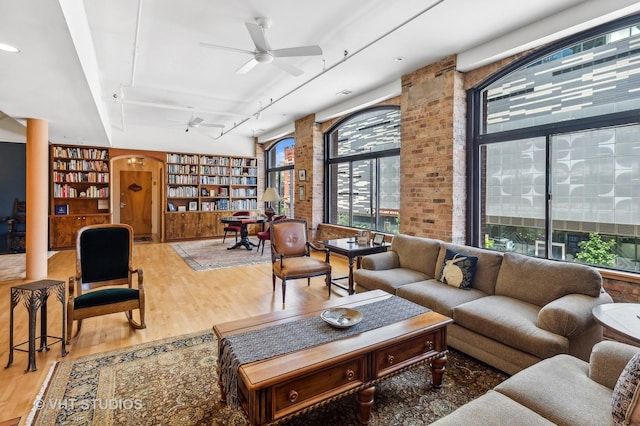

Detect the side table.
xmin=592 ymin=303 xmax=640 ymax=346
xmin=6 ymin=279 xmax=67 ymax=372
xmin=322 ymin=238 xmax=390 ymax=295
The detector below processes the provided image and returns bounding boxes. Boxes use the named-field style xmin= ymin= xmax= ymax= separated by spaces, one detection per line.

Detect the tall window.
xmin=265 ymin=137 xmax=295 ymax=217
xmin=326 ymin=106 xmax=401 ymax=233
xmin=469 ymin=14 xmax=640 ymax=272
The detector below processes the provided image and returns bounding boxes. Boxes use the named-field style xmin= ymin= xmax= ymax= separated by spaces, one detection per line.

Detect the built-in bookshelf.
xmin=49 ymin=145 xmax=112 ymax=249
xmin=166 ymin=152 xmax=258 ymax=212
xmin=51 ymin=146 xmax=110 ymax=214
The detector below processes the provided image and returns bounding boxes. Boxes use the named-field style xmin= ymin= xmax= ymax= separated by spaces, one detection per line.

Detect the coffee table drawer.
xmin=273 ymin=357 xmax=365 ymax=416
xmin=375 ymin=332 xmax=438 ymax=376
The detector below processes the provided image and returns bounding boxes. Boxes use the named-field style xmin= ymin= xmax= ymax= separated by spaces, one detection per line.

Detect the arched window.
xmin=265 ymin=137 xmax=295 ymax=217
xmin=469 ymin=13 xmax=640 ymax=272
xmin=325 ymin=106 xmax=401 ymax=233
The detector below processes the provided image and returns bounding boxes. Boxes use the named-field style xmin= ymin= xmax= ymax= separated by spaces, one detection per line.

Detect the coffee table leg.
xmin=357 ymin=386 xmax=375 ymax=425
xmin=430 ymin=354 xmax=447 ymax=389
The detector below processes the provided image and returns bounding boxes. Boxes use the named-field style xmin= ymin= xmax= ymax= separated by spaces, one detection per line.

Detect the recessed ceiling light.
xmin=0 ymin=43 xmax=20 ymax=53
xmin=395 ymin=56 xmax=405 ymax=62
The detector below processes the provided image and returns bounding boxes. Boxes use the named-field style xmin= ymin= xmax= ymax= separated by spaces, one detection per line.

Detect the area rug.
xmin=171 ymin=239 xmax=271 ymax=271
xmin=0 ymin=251 xmax=58 ymax=282
xmin=27 ymin=330 xmax=508 ymax=425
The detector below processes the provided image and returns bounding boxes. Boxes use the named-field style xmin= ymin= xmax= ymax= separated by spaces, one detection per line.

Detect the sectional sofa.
xmin=432 ymin=340 xmax=640 ymax=425
xmin=353 ymin=234 xmax=613 ymax=375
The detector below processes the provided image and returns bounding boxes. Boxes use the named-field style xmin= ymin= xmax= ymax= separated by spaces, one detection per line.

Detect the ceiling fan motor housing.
xmin=255 ymin=51 xmax=273 ymax=64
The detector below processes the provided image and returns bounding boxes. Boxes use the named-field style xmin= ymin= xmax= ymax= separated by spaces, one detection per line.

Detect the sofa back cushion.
xmin=495 ymin=252 xmax=602 ymax=306
xmin=436 ymin=244 xmax=503 ymax=295
xmin=391 ymin=234 xmax=441 ymax=278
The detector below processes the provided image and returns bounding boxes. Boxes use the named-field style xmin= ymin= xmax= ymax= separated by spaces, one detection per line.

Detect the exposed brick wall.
xmin=400 ymin=55 xmax=467 ymax=243
xmin=294 ymin=115 xmax=324 ymax=230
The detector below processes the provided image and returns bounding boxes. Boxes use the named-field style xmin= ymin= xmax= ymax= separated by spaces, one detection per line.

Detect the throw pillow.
xmin=438 ymin=248 xmax=478 ymax=289
xmin=613 ymin=352 xmax=640 ymax=425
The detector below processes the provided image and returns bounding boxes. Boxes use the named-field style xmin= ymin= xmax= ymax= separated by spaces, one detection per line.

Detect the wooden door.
xmin=120 ymin=171 xmax=152 ymax=235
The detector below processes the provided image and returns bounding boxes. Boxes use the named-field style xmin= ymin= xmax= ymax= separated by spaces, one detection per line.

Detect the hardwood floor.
xmin=0 ymin=241 xmax=351 ymax=424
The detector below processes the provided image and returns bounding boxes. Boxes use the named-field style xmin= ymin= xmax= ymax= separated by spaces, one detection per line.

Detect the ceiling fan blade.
xmin=198 ymin=42 xmax=254 ymax=56
xmin=189 ymin=116 xmax=204 ymax=126
xmin=200 ymin=123 xmax=225 ymax=128
xmin=236 ymin=58 xmax=259 ymax=74
xmin=245 ymin=22 xmax=270 ymax=51
xmin=272 ymin=60 xmax=304 ymax=77
xmin=271 ymin=45 xmax=323 ymax=58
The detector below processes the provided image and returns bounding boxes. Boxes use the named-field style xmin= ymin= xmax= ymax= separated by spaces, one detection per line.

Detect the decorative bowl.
xmin=321 ymin=307 xmax=363 ymax=328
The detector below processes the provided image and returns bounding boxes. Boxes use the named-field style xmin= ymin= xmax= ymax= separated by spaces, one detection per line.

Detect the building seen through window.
xmin=326 ymin=106 xmax=401 ymax=233
xmin=471 ymin=15 xmax=640 ymax=272
xmin=265 ymin=137 xmax=295 ymax=218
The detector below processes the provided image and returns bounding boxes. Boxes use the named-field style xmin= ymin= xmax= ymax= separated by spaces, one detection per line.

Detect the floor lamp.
xmin=260 ymin=187 xmax=281 ymax=221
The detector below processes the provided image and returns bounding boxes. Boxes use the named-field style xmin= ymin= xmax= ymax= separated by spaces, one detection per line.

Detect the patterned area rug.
xmin=28 ymin=330 xmax=508 ymax=425
xmin=0 ymin=252 xmax=58 ymax=282
xmin=171 ymin=239 xmax=271 ymax=271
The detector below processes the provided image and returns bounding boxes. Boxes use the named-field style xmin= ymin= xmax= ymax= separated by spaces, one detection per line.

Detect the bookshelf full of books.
xmin=164 ymin=152 xmax=258 ymax=241
xmin=49 ymin=145 xmax=112 ymax=249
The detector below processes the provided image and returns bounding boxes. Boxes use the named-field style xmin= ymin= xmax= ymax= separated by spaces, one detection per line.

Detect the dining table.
xmin=220 ymin=215 xmax=266 ymax=250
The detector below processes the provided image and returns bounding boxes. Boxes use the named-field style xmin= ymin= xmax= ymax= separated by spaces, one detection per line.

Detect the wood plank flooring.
xmin=0 ymin=241 xmax=351 ymax=424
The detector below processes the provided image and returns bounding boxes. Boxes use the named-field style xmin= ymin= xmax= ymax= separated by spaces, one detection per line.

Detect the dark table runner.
xmin=219 ymin=296 xmax=429 ymax=407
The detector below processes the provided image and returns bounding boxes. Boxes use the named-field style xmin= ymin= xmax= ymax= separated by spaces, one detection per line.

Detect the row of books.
xmin=230 ymin=158 xmax=257 ymax=167
xmin=53 ymin=147 xmax=108 ymax=160
xmin=200 ymin=165 xmax=229 ymax=176
xmin=230 ymin=176 xmax=257 ymax=185
xmin=231 ymin=199 xmax=258 ymax=210
xmin=167 ymin=186 xmax=199 ymax=198
xmin=168 ymin=174 xmax=198 ymax=184
xmin=200 ymin=156 xmax=229 ymax=166
xmin=53 ymin=184 xmax=109 ymax=198
xmin=53 ymin=159 xmax=108 ymax=172
xmin=200 ymin=176 xmax=230 ymax=185
xmin=230 ymin=167 xmax=257 ymax=176
xmin=231 ymin=188 xmax=257 ymax=197
xmin=167 ymin=164 xmax=198 ymax=174
xmin=53 ymin=172 xmax=109 ymax=183
xmin=166 ymin=153 xmax=199 ymax=164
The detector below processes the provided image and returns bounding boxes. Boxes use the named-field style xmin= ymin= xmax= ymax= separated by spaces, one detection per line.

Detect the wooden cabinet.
xmin=49 ymin=145 xmax=111 ymax=249
xmin=165 ymin=152 xmax=259 ymax=241
xmin=49 ymin=214 xmax=111 ymax=249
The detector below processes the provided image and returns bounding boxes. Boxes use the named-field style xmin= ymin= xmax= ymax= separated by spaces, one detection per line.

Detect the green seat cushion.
xmin=74 ymin=288 xmax=139 ymax=309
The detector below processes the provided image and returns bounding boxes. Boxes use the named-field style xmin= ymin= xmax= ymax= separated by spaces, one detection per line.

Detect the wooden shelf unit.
xmin=165 ymin=152 xmax=259 ymax=241
xmin=49 ymin=145 xmax=111 ymax=249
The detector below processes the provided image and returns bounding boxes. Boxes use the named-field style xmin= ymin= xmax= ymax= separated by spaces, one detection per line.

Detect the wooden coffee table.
xmin=213 ymin=290 xmax=452 ymax=425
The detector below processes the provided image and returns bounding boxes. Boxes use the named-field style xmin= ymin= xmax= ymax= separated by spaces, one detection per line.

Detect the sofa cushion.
xmin=590 ymin=341 xmax=640 ymax=390
xmin=391 ymin=234 xmax=442 ymax=278
xmin=495 ymin=354 xmax=614 ymax=426
xmin=354 ymin=268 xmax=429 ymax=294
xmin=397 ymin=279 xmax=487 ymax=318
xmin=430 ymin=390 xmax=556 ymax=426
xmin=437 ymin=248 xmax=478 ymax=289
xmin=453 ymin=295 xmax=569 ymax=359
xmin=436 ymin=243 xmax=503 ymax=295
xmin=495 ymin=252 xmax=602 ymax=307
xmin=612 ymin=352 xmax=640 ymax=425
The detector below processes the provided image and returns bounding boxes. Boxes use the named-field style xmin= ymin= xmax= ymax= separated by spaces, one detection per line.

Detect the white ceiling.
xmin=1 ymin=0 xmax=639 ymax=156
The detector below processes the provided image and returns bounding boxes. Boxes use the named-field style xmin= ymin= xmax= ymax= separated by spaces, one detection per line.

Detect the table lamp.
xmin=260 ymin=187 xmax=281 ymax=221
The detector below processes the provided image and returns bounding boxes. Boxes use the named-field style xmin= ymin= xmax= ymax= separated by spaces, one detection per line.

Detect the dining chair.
xmin=66 ymin=223 xmax=146 ymax=344
xmin=223 ymin=210 xmax=250 ymax=243
xmin=256 ymin=215 xmax=286 ymax=255
xmin=270 ymin=218 xmax=332 ymax=306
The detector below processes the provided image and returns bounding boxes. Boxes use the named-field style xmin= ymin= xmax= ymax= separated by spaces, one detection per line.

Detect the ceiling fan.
xmin=199 ymin=18 xmax=323 ymax=77
xmin=170 ymin=114 xmax=224 ymax=133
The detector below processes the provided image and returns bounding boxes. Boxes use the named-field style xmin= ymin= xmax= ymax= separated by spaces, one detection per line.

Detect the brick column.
xmin=294 ymin=114 xmax=324 ymax=231
xmin=400 ymin=55 xmax=466 ymax=244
